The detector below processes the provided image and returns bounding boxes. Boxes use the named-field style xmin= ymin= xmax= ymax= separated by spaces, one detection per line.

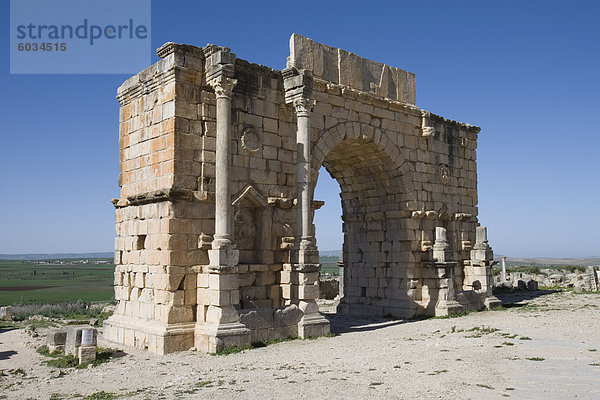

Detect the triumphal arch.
xmin=104 ymin=34 xmax=500 ymax=354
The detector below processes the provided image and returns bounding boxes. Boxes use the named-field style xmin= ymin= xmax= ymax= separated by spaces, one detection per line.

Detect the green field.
xmin=0 ymin=259 xmax=115 ymax=306
xmin=0 ymin=255 xmax=341 ymax=306
xmin=320 ymin=256 xmax=340 ymax=276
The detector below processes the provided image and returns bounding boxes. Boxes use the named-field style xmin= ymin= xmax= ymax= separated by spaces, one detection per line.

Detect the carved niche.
xmin=232 ymin=186 xmax=269 ymax=264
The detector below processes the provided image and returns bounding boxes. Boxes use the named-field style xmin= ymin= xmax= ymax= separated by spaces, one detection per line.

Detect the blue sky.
xmin=1 ymin=0 xmax=598 ymax=258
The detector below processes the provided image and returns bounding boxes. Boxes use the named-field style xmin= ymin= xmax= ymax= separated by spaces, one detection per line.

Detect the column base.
xmin=484 ymin=295 xmax=502 ymax=310
xmin=291 ymin=249 xmax=320 ymax=265
xmin=298 ymin=313 xmax=330 ymax=338
xmin=434 ymin=299 xmax=464 ymax=317
xmin=208 ymin=248 xmax=239 ymax=267
xmin=195 ymin=322 xmax=251 ymax=353
xmin=103 ymin=315 xmax=195 ymax=355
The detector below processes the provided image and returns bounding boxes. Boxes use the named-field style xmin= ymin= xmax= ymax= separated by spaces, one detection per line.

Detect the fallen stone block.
xmin=0 ymin=306 xmax=13 ymax=321
xmin=273 ymin=304 xmax=303 ymax=328
xmin=239 ymin=308 xmax=274 ymax=330
xmin=46 ymin=329 xmax=67 ymax=346
xmin=66 ymin=325 xmax=96 ymax=355
xmin=549 ymin=273 xmax=563 ymax=284
xmin=78 ymin=345 xmax=97 ymax=365
xmin=65 ymin=326 xmax=84 ymax=356
xmin=48 ymin=345 xmax=65 ymax=353
xmin=527 ymin=280 xmax=538 ymax=291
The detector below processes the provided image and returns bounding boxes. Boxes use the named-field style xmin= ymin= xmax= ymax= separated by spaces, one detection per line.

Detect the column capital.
xmin=293 ymin=97 xmax=315 ymax=117
xmin=208 ymin=75 xmax=237 ymax=99
xmin=204 ymin=45 xmax=237 ymax=99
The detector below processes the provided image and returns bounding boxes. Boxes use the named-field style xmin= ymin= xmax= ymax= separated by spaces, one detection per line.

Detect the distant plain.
xmin=0 ymin=259 xmax=114 ymax=305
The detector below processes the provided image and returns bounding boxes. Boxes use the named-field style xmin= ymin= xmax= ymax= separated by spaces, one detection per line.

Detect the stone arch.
xmin=311 ymin=122 xmax=415 ymax=194
xmin=311 ymin=121 xmax=420 ymax=319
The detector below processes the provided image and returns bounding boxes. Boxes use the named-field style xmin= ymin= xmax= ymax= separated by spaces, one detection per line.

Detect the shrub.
xmin=9 ymin=301 xmax=112 ymax=323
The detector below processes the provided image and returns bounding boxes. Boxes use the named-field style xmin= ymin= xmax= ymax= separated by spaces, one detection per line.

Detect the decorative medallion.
xmin=241 ymin=127 xmax=261 ymax=154
xmin=439 ymin=164 xmax=450 ymax=184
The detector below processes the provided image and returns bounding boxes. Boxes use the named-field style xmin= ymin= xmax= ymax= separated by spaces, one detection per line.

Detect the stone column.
xmin=210 ymin=74 xmax=237 ymax=251
xmin=470 ymin=226 xmax=502 ymax=309
xmin=205 ymin=56 xmax=240 ymax=269
xmin=195 ymin=46 xmax=250 ymax=353
xmin=432 ymin=226 xmax=452 ymax=263
xmin=283 ymin=67 xmax=330 ymax=338
xmin=501 ymin=256 xmax=507 ymax=282
xmin=432 ymin=227 xmax=461 ymax=316
xmin=294 ymin=97 xmax=316 ymax=252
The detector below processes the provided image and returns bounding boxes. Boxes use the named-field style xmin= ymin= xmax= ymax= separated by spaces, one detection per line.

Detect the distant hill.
xmin=0 ymin=252 xmax=114 ymax=260
xmin=1 ymin=251 xmax=596 ymax=266
xmin=501 ymin=256 xmax=600 ymax=266
xmin=319 ymin=250 xmax=341 ymax=257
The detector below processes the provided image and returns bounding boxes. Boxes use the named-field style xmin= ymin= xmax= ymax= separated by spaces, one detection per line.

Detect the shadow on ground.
xmin=0 ymin=350 xmax=17 ymax=360
xmin=109 ymin=350 xmax=128 ymax=359
xmin=0 ymin=326 xmax=17 ymax=334
xmin=495 ymin=289 xmax=561 ymax=305
xmin=324 ymin=314 xmax=408 ymax=335
xmin=323 ymin=290 xmax=563 ymax=335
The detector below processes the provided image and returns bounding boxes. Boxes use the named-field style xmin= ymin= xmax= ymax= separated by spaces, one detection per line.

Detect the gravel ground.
xmin=1 ymin=290 xmax=599 ymax=400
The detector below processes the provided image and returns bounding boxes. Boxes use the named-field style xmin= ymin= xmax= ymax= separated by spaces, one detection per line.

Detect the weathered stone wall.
xmin=289 ymin=34 xmax=416 ymax=104
xmin=104 ymin=35 xmax=499 ymax=354
xmin=303 ymin=66 xmax=484 ymax=317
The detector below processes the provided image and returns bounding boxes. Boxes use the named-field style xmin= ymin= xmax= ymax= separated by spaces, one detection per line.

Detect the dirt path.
xmin=1 ymin=291 xmax=599 ymax=399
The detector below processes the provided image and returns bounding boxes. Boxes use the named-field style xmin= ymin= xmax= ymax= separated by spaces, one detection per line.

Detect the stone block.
xmin=48 ymin=345 xmax=65 ymax=353
xmin=65 ymin=325 xmax=88 ymax=355
xmin=239 ymin=308 xmax=274 ymax=330
xmin=298 ymin=272 xmax=319 ymax=285
xmin=239 ymin=272 xmax=256 ymax=287
xmin=267 ymin=284 xmax=280 ymax=300
xmin=151 ymin=273 xmax=185 ymax=291
xmin=205 ymin=305 xmax=239 ymax=324
xmin=250 ymin=264 xmax=269 ymax=272
xmin=81 ymin=328 xmax=98 ymax=346
xmin=210 ymin=289 xmax=231 ymax=306
xmin=273 ymin=304 xmax=303 ymax=328
xmin=298 ymin=284 xmax=319 ymax=300
xmin=208 ymin=274 xmax=239 ymax=291
xmin=255 ymin=271 xmax=275 ymax=286
xmin=208 ymin=249 xmax=239 ymax=267
xmin=197 ymin=273 xmax=209 ymax=288
xmin=78 ymin=345 xmax=96 ymax=365
xmin=46 ymin=329 xmax=67 ymax=346
xmin=167 ymin=306 xmax=194 ymax=323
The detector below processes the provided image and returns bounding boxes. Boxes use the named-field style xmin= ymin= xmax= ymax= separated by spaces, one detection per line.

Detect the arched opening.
xmin=313 ymin=134 xmax=419 ymax=319
xmin=313 ymin=167 xmax=343 ymax=307
xmin=314 ymin=168 xmax=343 ymax=271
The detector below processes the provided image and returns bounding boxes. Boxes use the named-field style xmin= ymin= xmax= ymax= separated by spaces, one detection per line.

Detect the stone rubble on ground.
xmin=494 ymin=265 xmax=600 ymax=292
xmin=0 ymin=306 xmax=13 ymax=321
xmin=48 ymin=325 xmax=98 ymax=365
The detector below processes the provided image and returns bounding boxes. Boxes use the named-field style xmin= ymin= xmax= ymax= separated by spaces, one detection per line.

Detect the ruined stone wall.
xmin=107 ymin=46 xmax=206 ymax=353
xmin=303 ymin=74 xmax=482 ymax=317
xmin=105 ymin=35 xmax=498 ymax=354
